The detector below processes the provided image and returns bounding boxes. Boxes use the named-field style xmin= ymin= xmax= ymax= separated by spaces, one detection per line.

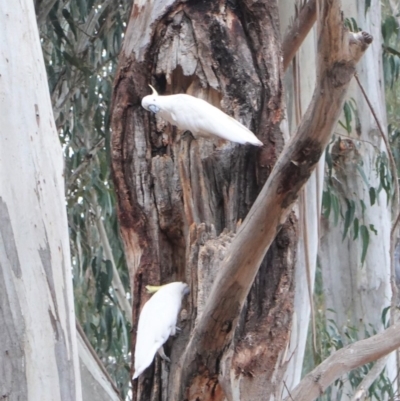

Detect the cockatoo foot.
xmin=158 ymin=346 xmax=171 ymax=363
xmin=181 ymin=130 xmax=195 ymax=141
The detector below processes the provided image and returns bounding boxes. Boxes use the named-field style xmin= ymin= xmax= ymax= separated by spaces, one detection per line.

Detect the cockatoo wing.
xmin=133 ymin=282 xmax=188 ymax=379
xmin=158 ymin=94 xmax=263 ymax=146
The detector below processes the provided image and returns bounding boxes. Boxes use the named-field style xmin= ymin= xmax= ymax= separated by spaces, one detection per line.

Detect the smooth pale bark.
xmin=281 ymin=0 xmax=317 ymax=72
xmin=320 ymin=1 xmax=396 ymax=397
xmin=0 ymin=1 xmax=82 ymax=400
xmin=279 ymin=1 xmax=322 ymax=394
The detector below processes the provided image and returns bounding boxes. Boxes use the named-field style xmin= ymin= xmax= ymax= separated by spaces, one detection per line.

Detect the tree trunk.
xmin=111 ymin=1 xmax=295 ymax=400
xmin=0 ymin=1 xmax=82 ymax=400
xmin=111 ymin=0 xmax=372 ymax=399
xmin=279 ymin=1 xmax=322 ymax=392
xmin=320 ymin=0 xmax=397 ymax=397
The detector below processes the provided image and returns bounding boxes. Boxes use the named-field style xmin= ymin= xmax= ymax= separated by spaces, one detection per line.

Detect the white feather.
xmin=133 ymin=282 xmax=189 ymax=379
xmin=142 ymin=89 xmax=263 ymax=146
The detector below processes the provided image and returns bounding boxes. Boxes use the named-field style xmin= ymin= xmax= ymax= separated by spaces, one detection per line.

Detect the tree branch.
xmin=76 ymin=320 xmax=122 ymax=398
xmin=350 ymin=356 xmax=388 ymax=401
xmin=175 ymin=1 xmax=372 ymax=397
xmin=66 ymin=138 xmax=105 ymax=191
xmin=90 ymin=190 xmax=133 ymax=324
xmin=354 ymin=72 xmax=399 ymax=324
xmin=35 ymin=0 xmax=58 ymax=27
xmin=282 ymin=0 xmax=317 ymax=72
xmin=284 ymin=324 xmax=400 ymax=401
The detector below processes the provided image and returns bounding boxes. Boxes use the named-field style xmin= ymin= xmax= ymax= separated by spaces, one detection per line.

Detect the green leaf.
xmin=353 ymin=217 xmax=359 ymax=240
xmin=342 ymin=199 xmax=355 ymax=240
xmin=356 ymin=164 xmax=369 ymax=186
xmin=369 ymin=187 xmax=376 ymax=206
xmin=49 ymin=8 xmax=69 ymax=45
xmin=360 ymin=225 xmax=370 ymax=264
xmin=343 ymin=101 xmax=352 ymax=133
xmin=77 ymin=0 xmax=88 ymax=19
xmin=381 ymin=306 xmax=390 ymax=328
xmin=349 ymin=99 xmax=361 ymax=135
xmin=331 ymin=193 xmax=340 ymax=226
xmin=369 ymin=224 xmax=378 ymax=235
xmin=325 ymin=146 xmax=333 ymax=178
xmin=105 ymin=260 xmax=114 ymax=287
xmin=322 ymin=190 xmax=331 ymax=219
xmin=383 ymin=45 xmax=400 ymax=57
xmin=360 ymin=199 xmax=366 ymax=218
xmin=105 ymin=306 xmax=114 ymax=351
xmin=365 ymin=0 xmax=371 ymax=15
xmin=62 ymin=8 xmax=78 ymax=40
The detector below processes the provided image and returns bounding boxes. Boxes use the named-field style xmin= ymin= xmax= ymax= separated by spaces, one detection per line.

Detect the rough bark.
xmin=110 ymin=0 xmax=371 ymax=400
xmin=111 ymin=0 xmax=287 ymax=399
xmin=0 ymin=1 xmax=82 ymax=399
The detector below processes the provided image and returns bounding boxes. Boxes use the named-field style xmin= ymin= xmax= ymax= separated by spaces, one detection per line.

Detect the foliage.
xmin=322 ymin=98 xmax=393 ymax=264
xmin=35 ymin=0 xmax=400 ymax=398
xmin=36 ymin=0 xmax=132 ymax=397
xmin=303 ymin=262 xmax=396 ymax=401
xmin=382 ymin=2 xmax=400 ymax=178
xmin=382 ymin=12 xmax=400 ymax=89
xmin=310 ymin=5 xmax=399 ymax=398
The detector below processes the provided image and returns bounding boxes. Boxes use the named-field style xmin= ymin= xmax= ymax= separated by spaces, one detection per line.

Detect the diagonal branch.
xmin=90 ymin=190 xmax=133 ymax=324
xmin=282 ymin=0 xmax=317 ymax=72
xmin=284 ymin=323 xmax=400 ymax=401
xmin=350 ymin=356 xmax=388 ymax=401
xmin=175 ymin=0 xmax=373 ymax=397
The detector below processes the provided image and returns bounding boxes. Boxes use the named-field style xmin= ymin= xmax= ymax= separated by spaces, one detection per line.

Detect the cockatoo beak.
xmin=146 ymin=285 xmax=163 ymax=294
xmin=148 ymin=104 xmax=160 ymax=114
xmin=149 ymin=84 xmax=158 ymax=96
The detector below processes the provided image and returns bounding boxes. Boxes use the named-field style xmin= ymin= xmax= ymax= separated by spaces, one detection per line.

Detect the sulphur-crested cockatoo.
xmin=133 ymin=281 xmax=189 ymax=379
xmin=142 ymin=86 xmax=263 ymax=146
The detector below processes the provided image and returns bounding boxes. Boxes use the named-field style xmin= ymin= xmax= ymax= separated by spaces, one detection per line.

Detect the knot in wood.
xmin=328 ymin=61 xmax=356 ymax=88
xmin=221 ymin=320 xmax=232 ymax=333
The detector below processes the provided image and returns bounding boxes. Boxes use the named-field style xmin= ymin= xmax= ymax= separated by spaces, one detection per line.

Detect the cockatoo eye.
xmin=149 ymin=104 xmax=160 ymax=114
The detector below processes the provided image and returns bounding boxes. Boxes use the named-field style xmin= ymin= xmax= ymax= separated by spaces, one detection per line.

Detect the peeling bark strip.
xmin=176 ymin=3 xmax=372 ymax=400
xmin=111 ymin=0 xmax=293 ymax=400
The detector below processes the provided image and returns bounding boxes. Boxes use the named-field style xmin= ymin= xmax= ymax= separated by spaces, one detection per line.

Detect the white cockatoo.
xmin=133 ymin=281 xmax=189 ymax=379
xmin=141 ymin=86 xmax=263 ymax=146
